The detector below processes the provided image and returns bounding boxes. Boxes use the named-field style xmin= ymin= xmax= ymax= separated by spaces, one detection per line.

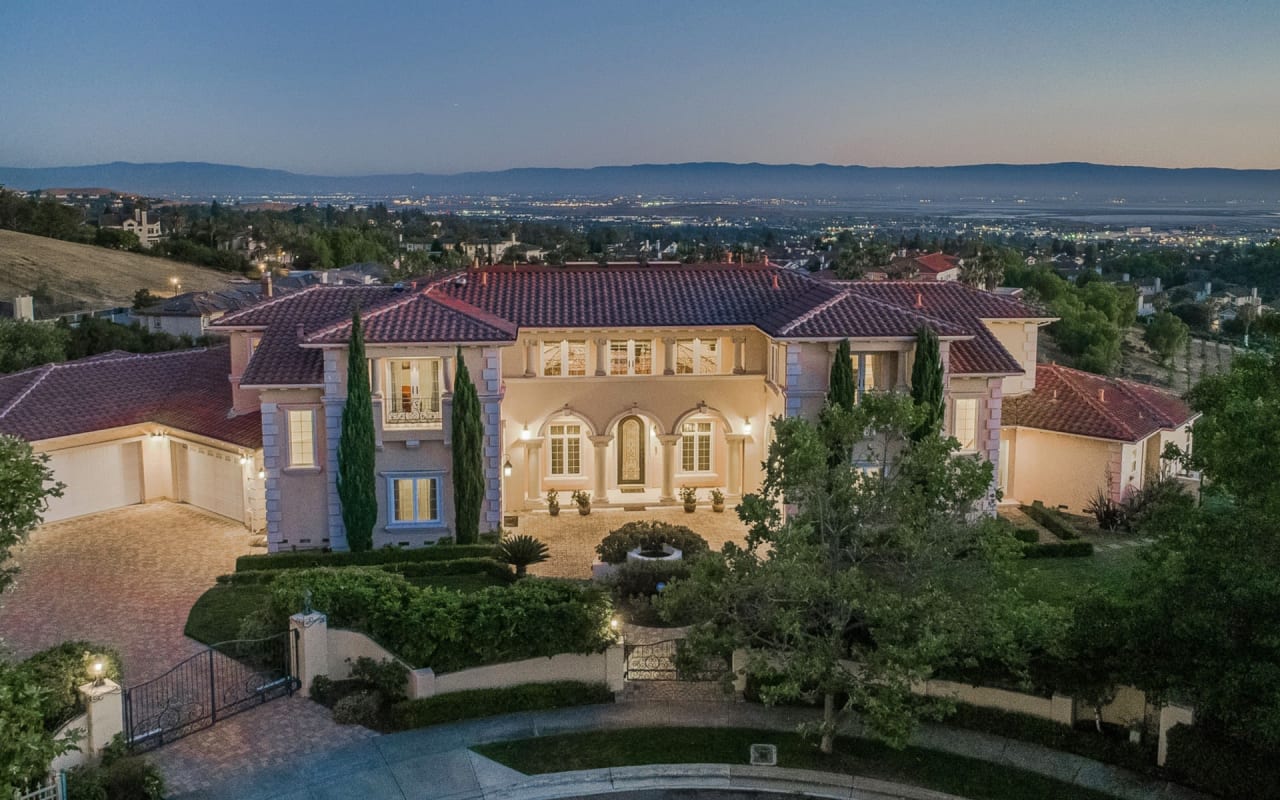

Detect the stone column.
xmin=658 ymin=434 xmax=680 ymax=501
xmin=79 ymin=679 xmax=123 ymax=755
xmin=369 ymin=357 xmax=384 ymax=450
xmin=442 ymin=354 xmax=456 ymax=393
xmin=595 ymin=338 xmax=609 ymax=376
xmin=525 ymin=440 xmax=543 ymax=505
xmin=662 ymin=337 xmax=677 ymax=375
xmin=733 ymin=336 xmax=747 ymax=374
xmin=590 ymin=435 xmax=612 ymax=501
xmin=290 ymin=611 xmax=329 ymax=695
xmin=524 ymin=340 xmax=538 ymax=377
xmin=726 ymin=433 xmax=748 ymax=496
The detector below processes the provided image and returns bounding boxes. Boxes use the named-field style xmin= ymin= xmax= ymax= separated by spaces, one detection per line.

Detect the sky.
xmin=2 ymin=0 xmax=1279 ymax=174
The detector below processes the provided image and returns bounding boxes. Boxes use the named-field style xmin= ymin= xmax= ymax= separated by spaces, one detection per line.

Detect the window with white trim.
xmin=850 ymin=352 xmax=895 ymax=398
xmin=286 ymin=409 xmax=316 ymax=467
xmin=680 ymin=420 xmax=713 ymax=472
xmin=388 ymin=474 xmax=441 ymax=525
xmin=953 ymin=398 xmax=979 ymax=452
xmin=675 ymin=338 xmax=721 ymax=375
xmin=549 ymin=423 xmax=582 ymax=475
xmin=542 ymin=340 xmax=588 ymax=377
xmin=385 ymin=358 xmax=443 ymax=427
xmin=609 ymin=339 xmax=653 ymax=375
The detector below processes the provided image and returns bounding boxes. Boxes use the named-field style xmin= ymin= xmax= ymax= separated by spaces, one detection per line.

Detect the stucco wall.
xmin=1003 ymin=427 xmax=1118 ymax=512
xmin=262 ymin=389 xmax=330 ymax=549
xmin=985 ymin=320 xmax=1041 ymax=397
xmin=918 ymin=680 xmax=1074 ymax=725
xmin=431 ymin=651 xmax=618 ymax=695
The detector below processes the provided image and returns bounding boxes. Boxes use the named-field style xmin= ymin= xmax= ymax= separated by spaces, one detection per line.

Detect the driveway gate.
xmin=623 ymin=639 xmax=728 ymax=682
xmin=123 ymin=632 xmax=298 ymax=751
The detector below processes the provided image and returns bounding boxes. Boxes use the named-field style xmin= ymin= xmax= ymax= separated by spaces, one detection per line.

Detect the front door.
xmin=617 ymin=415 xmax=646 ymax=486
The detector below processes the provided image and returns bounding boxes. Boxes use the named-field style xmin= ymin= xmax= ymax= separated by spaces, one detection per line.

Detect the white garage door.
xmin=174 ymin=442 xmax=246 ymax=523
xmin=44 ymin=442 xmax=144 ymax=522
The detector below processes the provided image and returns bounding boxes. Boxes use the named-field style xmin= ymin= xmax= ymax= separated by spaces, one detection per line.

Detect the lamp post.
xmin=92 ymin=661 xmax=104 ymax=687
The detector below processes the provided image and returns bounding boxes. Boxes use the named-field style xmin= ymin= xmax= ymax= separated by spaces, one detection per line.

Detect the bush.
xmin=21 ymin=641 xmax=123 ymax=730
xmin=943 ymin=704 xmax=1155 ymax=775
xmin=1023 ymin=502 xmax=1080 ymax=540
xmin=1013 ymin=528 xmax=1040 ymax=544
xmin=496 ymin=535 xmax=550 ymax=577
xmin=596 ymin=521 xmax=709 ymax=564
xmin=378 ymin=558 xmax=514 ymax=583
xmin=387 ymin=682 xmax=613 ymax=731
xmin=610 ymin=559 xmax=692 ymax=598
xmin=235 ymin=543 xmax=498 ymax=572
xmin=1084 ymin=489 xmax=1125 ymax=531
xmin=66 ymin=737 xmax=164 ymax=800
xmin=333 ymin=690 xmax=384 ymax=727
xmin=349 ymin=657 xmax=408 ymax=703
xmin=1165 ymin=724 xmax=1280 ymax=800
xmin=1023 ymin=541 xmax=1094 ymax=559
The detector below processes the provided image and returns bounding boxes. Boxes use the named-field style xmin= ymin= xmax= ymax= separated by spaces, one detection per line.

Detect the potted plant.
xmin=572 ymin=489 xmax=592 ymax=516
xmin=546 ymin=488 xmax=560 ymax=517
xmin=710 ymin=488 xmax=725 ymax=513
xmin=680 ymin=485 xmax=697 ymax=513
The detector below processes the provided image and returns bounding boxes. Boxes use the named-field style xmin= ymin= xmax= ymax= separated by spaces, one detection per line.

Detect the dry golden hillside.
xmin=0 ymin=230 xmax=235 ymax=311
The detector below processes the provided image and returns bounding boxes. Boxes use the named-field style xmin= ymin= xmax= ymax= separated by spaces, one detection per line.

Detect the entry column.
xmin=525 ymin=440 xmax=543 ymax=507
xmin=590 ymin=435 xmax=612 ymax=502
xmin=658 ymin=434 xmax=680 ymax=502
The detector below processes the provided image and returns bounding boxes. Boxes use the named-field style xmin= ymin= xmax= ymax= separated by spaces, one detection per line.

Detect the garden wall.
xmin=48 ymin=713 xmax=90 ymax=773
xmin=915 ymin=679 xmax=1075 ymax=726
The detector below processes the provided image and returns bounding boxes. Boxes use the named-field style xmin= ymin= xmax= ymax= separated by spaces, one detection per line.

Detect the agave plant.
xmin=497 ymin=534 xmax=551 ymax=578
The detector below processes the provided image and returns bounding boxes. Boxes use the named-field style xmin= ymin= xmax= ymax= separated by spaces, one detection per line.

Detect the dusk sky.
xmin=2 ymin=0 xmax=1278 ymax=174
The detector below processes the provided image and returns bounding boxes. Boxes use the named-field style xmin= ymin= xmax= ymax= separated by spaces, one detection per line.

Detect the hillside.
xmin=0 ymin=230 xmax=235 ymax=312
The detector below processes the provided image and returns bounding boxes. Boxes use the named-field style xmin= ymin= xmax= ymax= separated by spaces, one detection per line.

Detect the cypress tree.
xmin=451 ymin=346 xmax=485 ymax=544
xmin=337 ymin=308 xmax=377 ymax=552
xmin=910 ymin=325 xmax=945 ymax=441
xmin=828 ymin=338 xmax=855 ymax=411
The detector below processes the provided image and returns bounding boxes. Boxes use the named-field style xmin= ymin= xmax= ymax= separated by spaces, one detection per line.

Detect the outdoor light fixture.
xmin=742 ymin=419 xmax=753 ymax=435
xmin=609 ymin=618 xmax=620 ymax=631
xmin=520 ymin=425 xmax=531 ymax=440
xmin=239 ymin=456 xmax=248 ymax=465
xmin=92 ymin=661 xmax=104 ymax=687
xmin=257 ymin=469 xmax=266 ymax=480
xmin=503 ymin=458 xmax=513 ymax=477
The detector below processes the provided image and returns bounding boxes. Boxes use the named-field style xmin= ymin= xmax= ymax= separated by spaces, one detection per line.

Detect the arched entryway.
xmin=616 ymin=415 xmax=646 ymax=489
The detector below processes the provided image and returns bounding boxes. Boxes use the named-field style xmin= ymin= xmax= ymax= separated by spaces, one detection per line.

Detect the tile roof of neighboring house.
xmin=214 ymin=265 xmax=1049 ymax=386
xmin=913 ymin=252 xmax=961 ymax=275
xmin=0 ymin=348 xmax=260 ymax=449
xmin=1003 ymin=363 xmax=1196 ymax=442
xmin=138 ymin=286 xmax=265 ymax=318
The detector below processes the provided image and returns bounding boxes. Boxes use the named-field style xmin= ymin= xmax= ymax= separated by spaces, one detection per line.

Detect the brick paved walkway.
xmin=0 ymin=502 xmax=258 ymax=683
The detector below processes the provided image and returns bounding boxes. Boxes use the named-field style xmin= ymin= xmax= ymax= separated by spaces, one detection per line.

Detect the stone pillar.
xmin=730 ymin=650 xmax=749 ymax=695
xmin=79 ymin=679 xmax=123 ymax=755
xmin=290 ymin=611 xmax=329 ymax=695
xmin=658 ymin=434 xmax=680 ymax=501
xmin=1158 ymin=704 xmax=1195 ymax=766
xmin=732 ymin=336 xmax=747 ymax=374
xmin=590 ymin=435 xmax=612 ymax=500
xmin=525 ymin=440 xmax=543 ymax=504
xmin=524 ymin=340 xmax=538 ymax=377
xmin=662 ymin=337 xmax=677 ymax=375
xmin=726 ymin=433 xmax=748 ymax=496
xmin=369 ymin=357 xmax=384 ymax=450
xmin=595 ymin=338 xmax=609 ymax=376
xmin=606 ymin=643 xmax=626 ymax=693
xmin=443 ymin=355 xmax=456 ymax=393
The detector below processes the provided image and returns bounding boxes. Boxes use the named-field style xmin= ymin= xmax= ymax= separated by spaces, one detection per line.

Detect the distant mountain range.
xmin=2 ymin=161 xmax=1280 ymax=203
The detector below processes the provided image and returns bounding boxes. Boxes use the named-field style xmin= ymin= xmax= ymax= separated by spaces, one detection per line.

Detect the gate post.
xmin=78 ymin=679 xmax=124 ymax=755
xmin=289 ymin=611 xmax=329 ymax=695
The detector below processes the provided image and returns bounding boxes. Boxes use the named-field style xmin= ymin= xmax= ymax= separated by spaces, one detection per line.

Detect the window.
xmin=549 ymin=423 xmax=582 ymax=475
xmin=850 ymin=352 xmax=896 ymax=398
xmin=609 ymin=339 xmax=653 ymax=376
xmin=286 ymin=409 xmax=316 ymax=467
xmin=542 ymin=340 xmax=588 ymax=377
xmin=681 ymin=420 xmax=713 ymax=472
xmin=675 ymin=338 xmax=721 ymax=375
xmin=769 ymin=343 xmax=787 ymax=387
xmin=385 ymin=358 xmax=443 ymax=426
xmin=388 ymin=475 xmax=441 ymax=525
xmin=953 ymin=398 xmax=979 ymax=452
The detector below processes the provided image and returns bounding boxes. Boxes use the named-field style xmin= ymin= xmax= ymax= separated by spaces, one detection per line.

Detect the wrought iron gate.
xmin=623 ymin=639 xmax=728 ymax=682
xmin=123 ymin=632 xmax=298 ymax=751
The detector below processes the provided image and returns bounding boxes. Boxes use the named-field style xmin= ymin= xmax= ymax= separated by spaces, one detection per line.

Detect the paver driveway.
xmin=0 ymin=501 xmax=256 ymax=683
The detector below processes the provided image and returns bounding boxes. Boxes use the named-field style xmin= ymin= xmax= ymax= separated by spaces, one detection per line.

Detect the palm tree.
xmin=497 ymin=535 xmax=550 ymax=578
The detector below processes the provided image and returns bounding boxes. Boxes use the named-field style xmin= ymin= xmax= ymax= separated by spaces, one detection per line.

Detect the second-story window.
xmin=543 ymin=340 xmax=588 ymax=377
xmin=609 ymin=339 xmax=653 ymax=376
xmin=548 ymin=423 xmax=582 ymax=475
xmin=286 ymin=408 xmax=316 ymax=468
xmin=386 ymin=358 xmax=443 ymax=427
xmin=675 ymin=337 xmax=721 ymax=375
xmin=953 ymin=398 xmax=979 ymax=452
xmin=851 ymin=352 xmax=896 ymax=398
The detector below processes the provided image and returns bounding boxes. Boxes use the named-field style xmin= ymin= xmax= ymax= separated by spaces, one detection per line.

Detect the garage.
xmin=44 ymin=441 xmax=144 ymax=522
xmin=173 ymin=441 xmax=247 ymax=523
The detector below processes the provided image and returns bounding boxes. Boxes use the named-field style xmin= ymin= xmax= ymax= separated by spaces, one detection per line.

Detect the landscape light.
xmin=92 ymin=661 xmax=104 ymax=686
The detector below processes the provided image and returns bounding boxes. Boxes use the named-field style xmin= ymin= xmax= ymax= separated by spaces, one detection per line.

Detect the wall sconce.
xmin=239 ymin=456 xmax=249 ymax=466
xmin=742 ymin=419 xmax=753 ymax=435
xmin=520 ymin=425 xmax=531 ymax=441
xmin=92 ymin=661 xmax=104 ymax=687
xmin=257 ymin=469 xmax=266 ymax=480
xmin=503 ymin=458 xmax=513 ymax=477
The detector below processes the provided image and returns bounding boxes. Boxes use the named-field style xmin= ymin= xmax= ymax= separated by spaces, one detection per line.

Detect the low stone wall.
xmin=917 ymin=679 xmax=1075 ymax=726
xmin=326 ymin=628 xmax=415 ymax=680
xmin=48 ymin=713 xmax=91 ymax=773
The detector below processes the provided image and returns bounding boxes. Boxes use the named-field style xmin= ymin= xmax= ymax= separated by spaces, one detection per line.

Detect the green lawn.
xmin=474 ymin=727 xmax=1118 ymax=800
xmin=184 ymin=584 xmax=273 ymax=645
xmin=1014 ymin=545 xmax=1144 ymax=607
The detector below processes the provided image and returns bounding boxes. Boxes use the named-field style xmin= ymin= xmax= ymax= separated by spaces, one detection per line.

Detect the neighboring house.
xmin=1001 ymin=363 xmax=1198 ymax=513
xmin=101 ymin=209 xmax=162 ymax=248
xmin=210 ymin=263 xmax=1052 ymax=552
xmin=882 ymin=252 xmax=961 ymax=282
xmin=0 ymin=348 xmax=264 ymax=527
xmin=136 ymin=287 xmax=267 ymax=338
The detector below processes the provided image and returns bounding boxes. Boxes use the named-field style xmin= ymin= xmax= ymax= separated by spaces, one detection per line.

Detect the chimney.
xmin=1051 ymin=388 xmax=1058 ymax=401
xmin=482 ymin=271 xmax=488 ymax=287
xmin=320 ymin=270 xmax=330 ymax=285
xmin=261 ymin=271 xmax=273 ymax=298
xmin=1097 ymin=388 xmax=1106 ymax=402
xmin=914 ymin=292 xmax=924 ymax=308
xmin=771 ymin=274 xmax=779 ymax=290
xmin=763 ymin=253 xmax=770 ymax=266
xmin=13 ymin=295 xmax=34 ymax=321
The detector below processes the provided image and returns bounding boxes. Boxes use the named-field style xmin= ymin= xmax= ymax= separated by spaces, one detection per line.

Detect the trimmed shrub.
xmin=333 ymin=690 xmax=383 ymax=727
xmin=387 ymin=682 xmax=613 ymax=731
xmin=235 ymin=543 xmax=498 ymax=573
xmin=221 ymin=557 xmax=514 ymax=586
xmin=22 ymin=641 xmax=123 ymax=731
xmin=944 ymin=704 xmax=1154 ymax=774
xmin=66 ymin=737 xmax=164 ymax=800
xmin=1013 ymin=528 xmax=1040 ymax=544
xmin=596 ymin=521 xmax=709 ymax=564
xmin=1023 ymin=502 xmax=1081 ymax=540
xmin=1023 ymin=541 xmax=1094 ymax=559
xmin=1165 ymin=724 xmax=1280 ymax=800
xmin=349 ymin=657 xmax=408 ymax=703
xmin=610 ymin=559 xmax=692 ymax=598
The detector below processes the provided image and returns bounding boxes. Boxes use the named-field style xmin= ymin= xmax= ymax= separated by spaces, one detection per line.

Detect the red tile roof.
xmin=0 ymin=348 xmax=260 ymax=448
xmin=1003 ymin=364 xmax=1196 ymax=442
xmin=913 ymin=252 xmax=961 ymax=275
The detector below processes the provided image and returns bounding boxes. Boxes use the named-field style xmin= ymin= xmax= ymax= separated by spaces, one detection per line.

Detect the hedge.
xmin=1023 ymin=502 xmax=1081 ymax=540
xmin=944 ymin=704 xmax=1154 ymax=775
xmin=235 ymin=543 xmax=498 ymax=572
xmin=610 ymin=559 xmax=692 ymax=598
xmin=387 ymin=681 xmax=613 ymax=731
xmin=1013 ymin=528 xmax=1040 ymax=544
xmin=1165 ymin=724 xmax=1280 ymax=800
xmin=219 ymin=557 xmax=513 ymax=586
xmin=22 ymin=641 xmax=124 ymax=731
xmin=1023 ymin=541 xmax=1094 ymax=559
xmin=596 ymin=521 xmax=710 ymax=564
xmin=267 ymin=568 xmax=613 ymax=671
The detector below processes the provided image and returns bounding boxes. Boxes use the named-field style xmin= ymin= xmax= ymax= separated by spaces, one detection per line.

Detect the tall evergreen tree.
xmin=910 ymin=325 xmax=945 ymax=441
xmin=828 ymin=338 xmax=855 ymax=411
xmin=337 ymin=308 xmax=377 ymax=552
xmin=451 ymin=347 xmax=485 ymax=544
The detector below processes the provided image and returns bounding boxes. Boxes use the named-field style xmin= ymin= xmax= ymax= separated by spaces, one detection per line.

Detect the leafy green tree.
xmin=0 ymin=662 xmax=80 ymax=795
xmin=662 ymin=396 xmax=1028 ymax=752
xmin=909 ymin=325 xmax=944 ymax=441
xmin=1143 ymin=311 xmax=1189 ymax=365
xmin=0 ymin=435 xmax=64 ymax=593
xmin=337 ymin=309 xmax=377 ymax=552
xmin=131 ymin=288 xmax=160 ymax=311
xmin=827 ymin=339 xmax=855 ymax=411
xmin=451 ymin=347 xmax=485 ymax=544
xmin=0 ymin=320 xmax=67 ymax=373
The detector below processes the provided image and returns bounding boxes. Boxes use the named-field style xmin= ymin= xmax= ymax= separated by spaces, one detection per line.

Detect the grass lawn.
xmin=474 ymin=727 xmax=1118 ymax=800
xmin=184 ymin=584 xmax=273 ymax=645
xmin=1013 ymin=545 xmax=1143 ymax=607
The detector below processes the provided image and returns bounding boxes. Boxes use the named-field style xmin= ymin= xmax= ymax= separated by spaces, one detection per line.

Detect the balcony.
xmin=383 ymin=398 xmax=442 ymax=428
